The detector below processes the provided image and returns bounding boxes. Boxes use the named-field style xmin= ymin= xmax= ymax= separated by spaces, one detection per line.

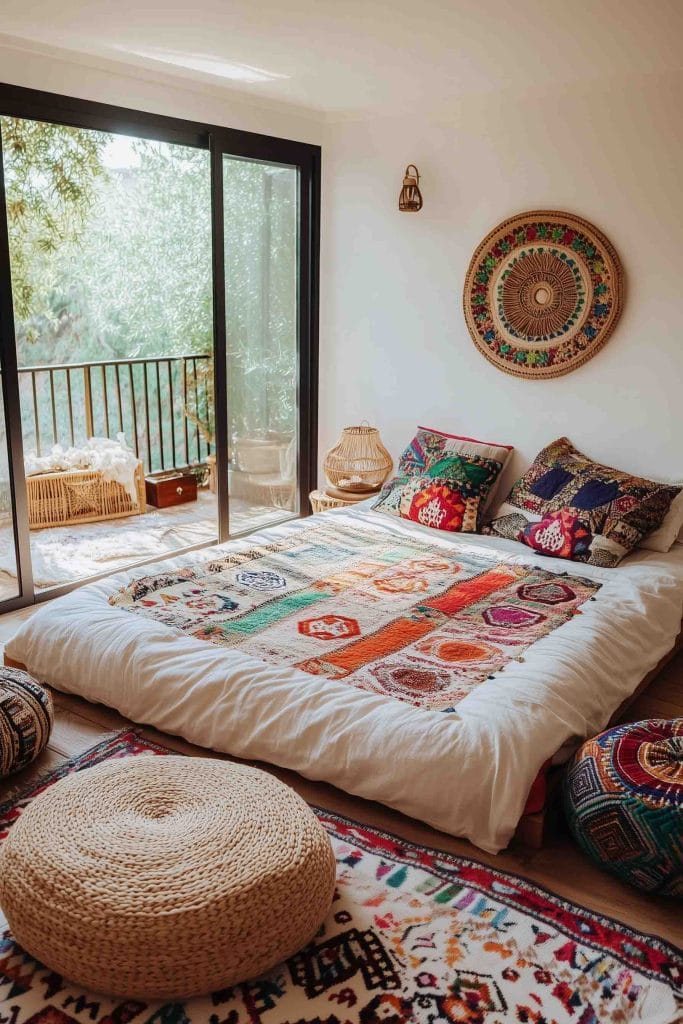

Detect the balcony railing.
xmin=18 ymin=354 xmax=213 ymax=475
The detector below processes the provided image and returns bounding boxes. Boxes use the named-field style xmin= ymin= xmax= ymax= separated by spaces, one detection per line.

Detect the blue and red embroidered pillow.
xmin=485 ymin=437 xmax=681 ymax=566
xmin=372 ymin=426 xmax=512 ymax=533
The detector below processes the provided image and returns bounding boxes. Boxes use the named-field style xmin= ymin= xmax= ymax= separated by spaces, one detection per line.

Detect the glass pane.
xmin=223 ymin=157 xmax=299 ymax=535
xmin=0 ymin=373 xmax=20 ymax=602
xmin=1 ymin=115 xmax=216 ymax=592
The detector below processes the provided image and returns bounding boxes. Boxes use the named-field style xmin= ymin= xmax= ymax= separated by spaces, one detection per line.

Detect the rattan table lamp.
xmin=323 ymin=425 xmax=393 ymax=501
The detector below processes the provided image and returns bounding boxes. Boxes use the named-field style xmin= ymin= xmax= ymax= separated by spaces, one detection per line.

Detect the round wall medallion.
xmin=463 ymin=210 xmax=623 ymax=379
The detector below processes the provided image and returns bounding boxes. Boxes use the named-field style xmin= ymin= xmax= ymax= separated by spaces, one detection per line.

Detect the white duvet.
xmin=7 ymin=502 xmax=683 ymax=853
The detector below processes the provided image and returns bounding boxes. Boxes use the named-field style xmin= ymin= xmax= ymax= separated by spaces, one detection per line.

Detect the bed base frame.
xmin=513 ymin=626 xmax=683 ymax=848
xmin=5 ymin=655 xmax=29 ymax=671
xmin=5 ymin=626 xmax=682 ymax=851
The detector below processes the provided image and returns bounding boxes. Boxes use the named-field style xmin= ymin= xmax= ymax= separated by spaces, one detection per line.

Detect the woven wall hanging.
xmin=463 ymin=210 xmax=623 ymax=379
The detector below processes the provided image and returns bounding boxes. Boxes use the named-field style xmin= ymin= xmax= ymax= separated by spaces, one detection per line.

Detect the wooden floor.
xmin=0 ymin=604 xmax=681 ymax=951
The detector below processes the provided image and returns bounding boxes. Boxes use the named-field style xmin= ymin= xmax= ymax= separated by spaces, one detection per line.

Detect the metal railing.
xmin=18 ymin=354 xmax=213 ymax=475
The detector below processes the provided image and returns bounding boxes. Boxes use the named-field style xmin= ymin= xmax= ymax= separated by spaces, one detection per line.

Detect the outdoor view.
xmin=0 ymin=116 xmax=299 ymax=599
xmin=223 ymin=153 xmax=299 ymax=530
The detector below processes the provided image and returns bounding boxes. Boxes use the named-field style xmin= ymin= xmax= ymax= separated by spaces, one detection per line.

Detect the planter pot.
xmin=234 ymin=435 xmax=292 ymax=476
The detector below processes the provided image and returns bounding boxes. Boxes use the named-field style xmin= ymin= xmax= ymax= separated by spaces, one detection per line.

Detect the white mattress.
xmin=8 ymin=502 xmax=683 ymax=854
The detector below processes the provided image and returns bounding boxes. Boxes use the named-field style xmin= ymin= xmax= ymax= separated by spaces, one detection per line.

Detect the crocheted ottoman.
xmin=0 ymin=667 xmax=53 ymax=777
xmin=564 ymin=718 xmax=683 ymax=895
xmin=0 ymin=755 xmax=337 ymax=998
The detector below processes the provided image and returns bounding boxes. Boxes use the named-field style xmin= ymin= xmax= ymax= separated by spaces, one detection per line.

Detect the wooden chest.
xmin=145 ymin=472 xmax=198 ymax=508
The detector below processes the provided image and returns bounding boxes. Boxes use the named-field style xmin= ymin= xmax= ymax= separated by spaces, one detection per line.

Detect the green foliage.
xmin=1 ymin=119 xmax=297 ymax=446
xmin=70 ymin=140 xmax=213 ymax=361
xmin=223 ymin=158 xmax=297 ymax=439
xmin=1 ymin=116 xmax=109 ymax=330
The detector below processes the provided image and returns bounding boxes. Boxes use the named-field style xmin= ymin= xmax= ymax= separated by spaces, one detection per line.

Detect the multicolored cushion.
xmin=373 ymin=426 xmax=513 ymax=533
xmin=485 ymin=437 xmax=681 ymax=566
xmin=564 ymin=719 xmax=683 ymax=896
xmin=372 ymin=476 xmax=480 ymax=531
xmin=399 ymin=426 xmax=513 ymax=515
xmin=0 ymin=668 xmax=53 ymax=777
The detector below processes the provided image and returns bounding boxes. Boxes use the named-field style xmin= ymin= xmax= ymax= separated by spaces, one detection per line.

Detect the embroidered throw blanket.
xmin=110 ymin=521 xmax=601 ymax=712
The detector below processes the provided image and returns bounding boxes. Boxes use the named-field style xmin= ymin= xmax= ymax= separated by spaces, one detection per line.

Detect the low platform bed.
xmin=6 ymin=501 xmax=683 ymax=854
xmin=513 ymin=631 xmax=683 ymax=848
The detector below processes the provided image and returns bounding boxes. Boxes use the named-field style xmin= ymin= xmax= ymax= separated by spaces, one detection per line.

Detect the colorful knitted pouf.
xmin=0 ymin=667 xmax=53 ymax=777
xmin=564 ymin=718 xmax=683 ymax=895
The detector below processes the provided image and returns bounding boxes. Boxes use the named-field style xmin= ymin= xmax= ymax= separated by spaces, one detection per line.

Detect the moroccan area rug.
xmin=0 ymin=731 xmax=680 ymax=1024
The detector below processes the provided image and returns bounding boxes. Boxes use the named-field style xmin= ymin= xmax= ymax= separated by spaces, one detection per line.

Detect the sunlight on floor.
xmin=0 ymin=489 xmax=294 ymax=599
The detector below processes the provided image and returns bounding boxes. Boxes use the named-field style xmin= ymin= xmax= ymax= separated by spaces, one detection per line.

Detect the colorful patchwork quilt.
xmin=110 ymin=521 xmax=601 ymax=713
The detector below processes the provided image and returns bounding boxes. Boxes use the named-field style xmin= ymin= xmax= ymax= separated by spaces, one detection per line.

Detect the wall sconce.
xmin=398 ymin=164 xmax=423 ymax=212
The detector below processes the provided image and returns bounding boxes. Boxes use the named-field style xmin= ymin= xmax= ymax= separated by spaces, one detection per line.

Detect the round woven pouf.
xmin=0 ymin=755 xmax=337 ymax=998
xmin=0 ymin=666 xmax=53 ymax=777
xmin=564 ymin=718 xmax=683 ymax=895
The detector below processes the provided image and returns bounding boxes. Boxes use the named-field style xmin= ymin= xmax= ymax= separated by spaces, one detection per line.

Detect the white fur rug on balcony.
xmin=0 ymin=490 xmax=287 ymax=597
xmin=25 ymin=434 xmax=141 ymax=503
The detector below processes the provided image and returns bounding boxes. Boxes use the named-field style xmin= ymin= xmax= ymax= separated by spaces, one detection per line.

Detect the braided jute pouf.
xmin=0 ymin=755 xmax=337 ymax=998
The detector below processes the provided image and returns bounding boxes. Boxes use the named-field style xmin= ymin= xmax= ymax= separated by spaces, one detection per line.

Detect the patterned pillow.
xmin=372 ymin=476 xmax=474 ymax=531
xmin=373 ymin=427 xmax=512 ymax=533
xmin=485 ymin=437 xmax=681 ymax=566
xmin=397 ymin=426 xmax=513 ymax=517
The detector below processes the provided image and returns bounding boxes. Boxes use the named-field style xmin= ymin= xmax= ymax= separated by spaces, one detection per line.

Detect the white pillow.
xmin=640 ymin=486 xmax=683 ymax=552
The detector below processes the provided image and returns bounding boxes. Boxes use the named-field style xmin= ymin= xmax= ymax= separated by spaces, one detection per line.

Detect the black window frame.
xmin=0 ymin=83 xmax=320 ymax=608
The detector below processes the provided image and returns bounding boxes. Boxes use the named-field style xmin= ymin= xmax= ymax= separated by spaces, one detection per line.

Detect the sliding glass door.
xmin=0 ymin=140 xmax=33 ymax=610
xmin=222 ymin=156 xmax=300 ymax=534
xmin=0 ymin=84 xmax=319 ymax=610
xmin=0 ymin=371 xmax=22 ymax=604
xmin=0 ymin=115 xmax=217 ymax=594
xmin=209 ymin=129 xmax=318 ymax=546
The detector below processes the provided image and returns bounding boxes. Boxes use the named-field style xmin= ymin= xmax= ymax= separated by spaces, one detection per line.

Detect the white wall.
xmin=319 ymin=70 xmax=683 ymax=489
xmin=2 ymin=41 xmax=681 ymax=489
xmin=0 ymin=37 xmax=322 ymax=144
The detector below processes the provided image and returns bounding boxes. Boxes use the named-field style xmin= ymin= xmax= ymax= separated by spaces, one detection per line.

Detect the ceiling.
xmin=1 ymin=0 xmax=681 ymax=119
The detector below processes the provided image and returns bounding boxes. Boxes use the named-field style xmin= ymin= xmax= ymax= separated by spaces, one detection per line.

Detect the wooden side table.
xmin=309 ymin=489 xmax=374 ymax=513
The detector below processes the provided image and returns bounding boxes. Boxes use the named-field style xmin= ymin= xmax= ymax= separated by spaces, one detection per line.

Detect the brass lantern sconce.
xmin=398 ymin=164 xmax=422 ymax=212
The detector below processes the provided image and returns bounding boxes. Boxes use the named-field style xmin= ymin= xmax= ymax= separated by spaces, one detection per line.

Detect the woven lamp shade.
xmin=324 ymin=425 xmax=393 ymax=495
